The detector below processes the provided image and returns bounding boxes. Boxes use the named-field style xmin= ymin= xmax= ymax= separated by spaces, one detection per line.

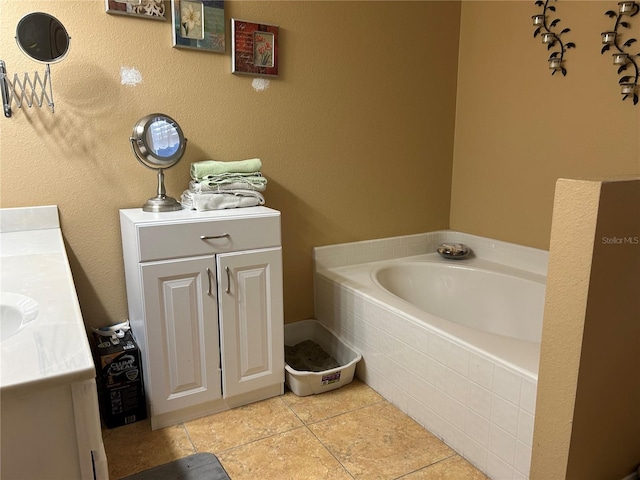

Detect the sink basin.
xmin=1 ymin=292 xmax=39 ymax=342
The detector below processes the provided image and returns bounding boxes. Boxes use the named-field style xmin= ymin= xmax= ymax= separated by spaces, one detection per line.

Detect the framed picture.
xmin=231 ymin=19 xmax=279 ymax=77
xmin=105 ymin=0 xmax=166 ymax=20
xmin=172 ymin=0 xmax=225 ymax=53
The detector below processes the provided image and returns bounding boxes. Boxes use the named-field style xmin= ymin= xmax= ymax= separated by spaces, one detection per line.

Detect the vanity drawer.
xmin=136 ymin=215 xmax=280 ymax=261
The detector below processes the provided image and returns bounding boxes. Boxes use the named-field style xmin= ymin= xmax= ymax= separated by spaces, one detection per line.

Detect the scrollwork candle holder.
xmin=533 ymin=0 xmax=576 ymax=76
xmin=601 ymin=1 xmax=639 ymax=104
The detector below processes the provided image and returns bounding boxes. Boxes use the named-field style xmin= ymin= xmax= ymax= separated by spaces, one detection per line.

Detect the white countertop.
xmin=120 ymin=205 xmax=279 ymax=224
xmin=1 ymin=206 xmax=95 ymax=394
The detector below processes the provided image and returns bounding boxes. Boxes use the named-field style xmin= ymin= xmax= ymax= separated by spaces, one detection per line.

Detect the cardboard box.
xmin=92 ymin=330 xmax=147 ymax=428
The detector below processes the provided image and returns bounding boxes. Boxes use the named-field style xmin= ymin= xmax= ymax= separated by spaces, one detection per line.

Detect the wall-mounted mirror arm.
xmin=1 ymin=61 xmax=11 ymax=118
xmin=1 ymin=63 xmax=55 ymax=117
xmin=1 ymin=12 xmax=70 ymax=118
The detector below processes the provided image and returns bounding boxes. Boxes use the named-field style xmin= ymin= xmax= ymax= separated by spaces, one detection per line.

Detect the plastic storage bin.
xmin=284 ymin=319 xmax=362 ymax=396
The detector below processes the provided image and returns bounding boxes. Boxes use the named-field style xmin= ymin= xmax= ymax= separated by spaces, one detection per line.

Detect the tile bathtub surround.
xmin=313 ymin=231 xmax=546 ymax=479
xmin=314 ymin=274 xmax=538 ymax=480
xmin=103 ymin=380 xmax=488 ymax=480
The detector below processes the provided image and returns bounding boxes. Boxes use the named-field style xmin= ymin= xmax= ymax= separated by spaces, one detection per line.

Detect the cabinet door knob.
xmin=225 ymin=266 xmax=231 ymax=294
xmin=200 ymin=234 xmax=230 ymax=240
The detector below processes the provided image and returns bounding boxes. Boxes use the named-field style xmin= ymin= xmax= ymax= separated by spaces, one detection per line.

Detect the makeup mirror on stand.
xmin=130 ymin=113 xmax=187 ymax=212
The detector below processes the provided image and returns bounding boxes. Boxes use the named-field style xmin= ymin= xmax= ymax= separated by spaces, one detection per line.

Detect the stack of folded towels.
xmin=181 ymin=158 xmax=267 ymax=211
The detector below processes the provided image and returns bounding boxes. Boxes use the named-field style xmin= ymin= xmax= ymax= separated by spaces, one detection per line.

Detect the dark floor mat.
xmin=121 ymin=453 xmax=231 ymax=480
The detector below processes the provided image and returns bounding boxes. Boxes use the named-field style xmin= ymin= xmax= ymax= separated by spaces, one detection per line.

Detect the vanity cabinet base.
xmin=150 ymin=383 xmax=283 ymax=430
xmin=120 ymin=207 xmax=285 ymax=430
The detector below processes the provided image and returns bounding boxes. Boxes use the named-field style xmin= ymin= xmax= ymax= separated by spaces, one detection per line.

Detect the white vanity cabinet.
xmin=120 ymin=207 xmax=284 ymax=429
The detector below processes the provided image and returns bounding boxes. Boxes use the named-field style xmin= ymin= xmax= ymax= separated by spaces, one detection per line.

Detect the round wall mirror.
xmin=130 ymin=113 xmax=187 ymax=212
xmin=15 ymin=12 xmax=70 ymax=64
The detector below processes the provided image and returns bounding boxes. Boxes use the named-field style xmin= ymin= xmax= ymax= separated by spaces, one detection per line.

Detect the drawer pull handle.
xmin=200 ymin=234 xmax=230 ymax=240
xmin=206 ymin=267 xmax=213 ymax=297
xmin=225 ymin=266 xmax=231 ymax=294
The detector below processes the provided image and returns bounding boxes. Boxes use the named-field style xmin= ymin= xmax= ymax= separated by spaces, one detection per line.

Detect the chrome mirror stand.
xmin=145 ymin=168 xmax=182 ymax=213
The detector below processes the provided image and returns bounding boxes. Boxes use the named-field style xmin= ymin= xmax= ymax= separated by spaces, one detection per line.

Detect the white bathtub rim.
xmin=437 ymin=231 xmax=548 ymax=276
xmin=314 ymin=229 xmax=549 ymax=276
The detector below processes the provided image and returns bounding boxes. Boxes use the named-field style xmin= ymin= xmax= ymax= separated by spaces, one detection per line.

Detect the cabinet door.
xmin=217 ymin=247 xmax=284 ymax=398
xmin=141 ymin=256 xmax=221 ymax=415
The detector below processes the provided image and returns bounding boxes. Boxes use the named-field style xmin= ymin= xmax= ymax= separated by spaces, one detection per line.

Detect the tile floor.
xmin=103 ymin=380 xmax=488 ymax=480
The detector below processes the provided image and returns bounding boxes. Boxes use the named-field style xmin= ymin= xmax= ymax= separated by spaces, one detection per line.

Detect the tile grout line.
xmin=392 ymin=452 xmax=462 ymax=480
xmin=179 ymin=422 xmax=198 ymax=454
xmin=277 ymin=393 xmax=351 ymax=476
xmin=302 ymin=398 xmax=455 ymax=480
xmin=305 ymin=423 xmax=356 ymax=480
xmin=178 ymin=396 xmax=304 ymax=458
xmin=202 ymin=424 xmax=308 ymax=457
xmin=278 ymin=392 xmax=392 ymax=480
xmin=109 ymin=384 xmax=484 ymax=479
xmin=297 ymin=396 xmax=463 ymax=480
xmin=281 ymin=396 xmax=388 ymax=427
xmin=277 ymin=393 xmax=306 ymax=424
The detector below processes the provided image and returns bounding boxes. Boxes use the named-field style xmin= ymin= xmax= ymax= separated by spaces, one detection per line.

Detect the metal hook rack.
xmin=1 ymin=61 xmax=55 ymax=117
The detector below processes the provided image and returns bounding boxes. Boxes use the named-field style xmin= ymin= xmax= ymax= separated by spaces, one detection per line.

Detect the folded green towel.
xmin=191 ymin=158 xmax=262 ymax=179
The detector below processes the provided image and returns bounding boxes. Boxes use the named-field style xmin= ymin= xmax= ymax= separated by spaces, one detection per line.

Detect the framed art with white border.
xmin=172 ymin=0 xmax=225 ymax=53
xmin=231 ymin=19 xmax=279 ymax=77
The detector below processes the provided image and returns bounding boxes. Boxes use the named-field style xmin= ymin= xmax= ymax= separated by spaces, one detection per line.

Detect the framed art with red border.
xmin=231 ymin=19 xmax=279 ymax=77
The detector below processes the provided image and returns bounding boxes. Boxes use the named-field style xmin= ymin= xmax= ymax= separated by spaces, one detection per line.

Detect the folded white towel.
xmin=199 ymin=172 xmax=268 ymax=185
xmin=191 ymin=158 xmax=262 ymax=179
xmin=180 ymin=190 xmax=265 ymax=211
xmin=189 ymin=179 xmax=266 ymax=193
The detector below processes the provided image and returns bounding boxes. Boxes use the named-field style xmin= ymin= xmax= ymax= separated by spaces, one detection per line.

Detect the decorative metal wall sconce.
xmin=533 ymin=0 xmax=576 ymax=76
xmin=601 ymin=1 xmax=639 ymax=104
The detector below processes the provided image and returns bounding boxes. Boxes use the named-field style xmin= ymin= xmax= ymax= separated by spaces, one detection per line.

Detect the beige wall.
xmin=454 ymin=3 xmax=640 ymax=476
xmin=2 ymin=2 xmax=639 ymax=474
xmin=531 ymin=177 xmax=640 ymax=479
xmin=0 ymin=1 xmax=460 ymax=327
xmin=1 ymin=1 xmax=639 ymax=329
xmin=452 ymin=1 xmax=640 ymax=250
